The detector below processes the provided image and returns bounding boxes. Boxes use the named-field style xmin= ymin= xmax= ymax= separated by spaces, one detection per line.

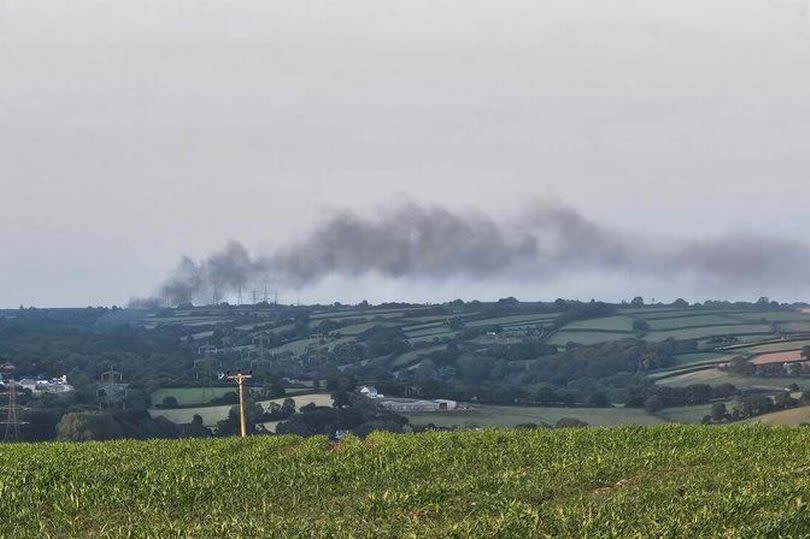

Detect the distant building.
xmin=434 ymin=399 xmax=458 ymax=410
xmin=17 ymin=375 xmax=73 ymax=394
xmin=359 ymin=386 xmax=383 ymax=399
xmin=380 ymin=398 xmax=458 ymax=413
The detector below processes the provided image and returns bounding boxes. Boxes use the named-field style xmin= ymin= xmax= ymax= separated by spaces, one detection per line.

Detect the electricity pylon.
xmin=2 ymin=380 xmax=20 ymax=442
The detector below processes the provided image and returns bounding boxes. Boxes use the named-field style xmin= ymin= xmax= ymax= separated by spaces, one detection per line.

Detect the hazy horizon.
xmin=4 ymin=0 xmax=810 ymax=307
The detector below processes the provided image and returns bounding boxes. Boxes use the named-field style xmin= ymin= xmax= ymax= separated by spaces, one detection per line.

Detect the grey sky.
xmin=2 ymin=0 xmax=810 ymax=306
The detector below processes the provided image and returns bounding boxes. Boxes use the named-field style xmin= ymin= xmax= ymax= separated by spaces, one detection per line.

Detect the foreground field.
xmin=2 ymin=426 xmax=810 ymax=537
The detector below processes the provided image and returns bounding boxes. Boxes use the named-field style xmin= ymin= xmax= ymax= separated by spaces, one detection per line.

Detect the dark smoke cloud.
xmin=131 ymin=202 xmax=810 ymax=306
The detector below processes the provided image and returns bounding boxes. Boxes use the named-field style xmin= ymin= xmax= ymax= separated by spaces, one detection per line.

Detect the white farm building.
xmin=380 ymin=398 xmax=458 ymax=413
xmin=359 ymin=386 xmax=384 ymax=399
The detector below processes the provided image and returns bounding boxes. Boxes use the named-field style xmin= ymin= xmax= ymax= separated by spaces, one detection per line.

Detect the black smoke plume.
xmin=131 ymin=202 xmax=810 ymax=306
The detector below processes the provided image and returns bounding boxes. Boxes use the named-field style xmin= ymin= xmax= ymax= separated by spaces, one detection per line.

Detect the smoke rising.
xmin=132 ymin=202 xmax=810 ymax=306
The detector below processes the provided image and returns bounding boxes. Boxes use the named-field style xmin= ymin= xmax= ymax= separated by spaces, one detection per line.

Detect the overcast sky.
xmin=2 ymin=0 xmax=810 ymax=307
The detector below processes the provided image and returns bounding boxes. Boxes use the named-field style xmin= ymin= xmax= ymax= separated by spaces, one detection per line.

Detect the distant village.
xmin=0 ymin=364 xmax=74 ymax=394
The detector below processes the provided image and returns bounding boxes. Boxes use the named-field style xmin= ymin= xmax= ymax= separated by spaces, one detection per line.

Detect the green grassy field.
xmin=3 ymin=427 xmax=810 ymax=537
xmin=150 ymin=387 xmax=313 ymax=407
xmin=338 ymin=321 xmax=398 ymax=335
xmin=403 ymin=326 xmax=455 ymax=339
xmin=149 ymin=393 xmax=333 ymax=427
xmin=465 ymin=313 xmax=558 ymax=328
xmin=644 ymin=324 xmax=773 ymax=342
xmin=668 ymin=352 xmax=740 ymax=368
xmin=546 ymin=330 xmax=634 ymax=346
xmin=645 ymin=314 xmax=746 ymax=330
xmin=657 ymin=368 xmax=810 ymax=391
xmin=655 ymin=403 xmax=720 ymax=423
xmin=404 ymin=404 xmax=664 ymax=428
xmin=391 ymin=345 xmax=447 ymax=367
xmin=563 ymin=315 xmax=636 ymax=331
xmin=151 ymin=387 xmax=234 ymax=406
xmin=780 ymin=321 xmax=810 ymax=333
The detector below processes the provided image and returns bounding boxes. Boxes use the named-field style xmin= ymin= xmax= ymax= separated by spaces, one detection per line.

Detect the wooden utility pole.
xmin=225 ymin=370 xmax=253 ymax=437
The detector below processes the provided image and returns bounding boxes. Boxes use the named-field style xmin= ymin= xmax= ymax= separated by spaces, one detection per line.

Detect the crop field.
xmin=657 ymin=368 xmax=810 ymax=391
xmin=752 ymin=350 xmax=804 ymax=365
xmin=731 ymin=339 xmax=810 ymax=354
xmin=149 ymin=393 xmax=333 ymax=427
xmin=649 ymin=363 xmax=732 ymax=381
xmin=404 ymin=404 xmax=664 ymax=428
xmin=3 ymin=427 xmax=810 ymax=537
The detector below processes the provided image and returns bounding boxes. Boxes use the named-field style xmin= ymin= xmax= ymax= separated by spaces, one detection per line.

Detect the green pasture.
xmin=546 ymin=331 xmax=636 ymax=347
xmin=148 ymin=393 xmax=334 ymax=427
xmin=564 ymin=315 xmax=637 ymax=332
xmin=644 ymin=324 xmax=773 ymax=342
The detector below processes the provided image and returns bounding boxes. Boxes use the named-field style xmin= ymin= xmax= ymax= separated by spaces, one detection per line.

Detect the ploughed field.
xmin=2 ymin=426 xmax=810 ymax=537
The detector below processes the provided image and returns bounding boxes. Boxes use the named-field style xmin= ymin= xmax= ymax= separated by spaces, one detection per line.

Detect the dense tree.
xmin=644 ymin=396 xmax=664 ymax=413
xmin=588 ymin=391 xmax=611 ymax=408
xmin=632 ymin=319 xmax=650 ymax=333
xmin=161 ymin=396 xmax=179 ymax=408
xmin=214 ymin=400 xmax=265 ymax=436
xmin=326 ymin=373 xmax=357 ymax=408
xmin=56 ymin=412 xmax=123 ymax=441
xmin=555 ymin=418 xmax=588 ymax=428
xmin=710 ymin=402 xmax=728 ymax=422
xmin=180 ymin=414 xmax=212 ymax=438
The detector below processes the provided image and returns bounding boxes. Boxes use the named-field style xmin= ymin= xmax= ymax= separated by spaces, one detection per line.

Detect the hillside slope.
xmin=2 ymin=426 xmax=810 ymax=537
xmin=746 ymin=405 xmax=810 ymax=426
